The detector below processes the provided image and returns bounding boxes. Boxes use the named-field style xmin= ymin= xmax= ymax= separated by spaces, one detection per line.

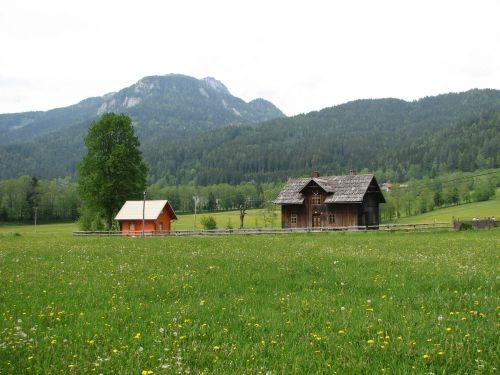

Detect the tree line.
xmin=1 ymin=169 xmax=497 ymax=225
xmin=381 ymin=170 xmax=499 ymax=221
xmin=0 ymin=176 xmax=79 ymax=223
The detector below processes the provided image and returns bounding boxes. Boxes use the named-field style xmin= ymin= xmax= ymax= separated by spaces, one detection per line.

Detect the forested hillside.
xmin=147 ymin=90 xmax=500 ymax=184
xmin=0 ymin=88 xmax=499 ymax=184
xmin=0 ymin=74 xmax=284 ymax=179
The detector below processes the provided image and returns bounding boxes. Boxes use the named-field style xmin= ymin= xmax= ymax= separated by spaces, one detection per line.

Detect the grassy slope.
xmin=0 ymin=230 xmax=498 ymax=373
xmin=390 ymin=189 xmax=500 ymax=224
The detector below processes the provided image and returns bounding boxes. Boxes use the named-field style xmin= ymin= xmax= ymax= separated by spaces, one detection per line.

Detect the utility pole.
xmin=193 ymin=196 xmax=199 ymax=229
xmin=142 ymin=191 xmax=146 ymax=237
xmin=34 ymin=206 xmax=38 ymax=233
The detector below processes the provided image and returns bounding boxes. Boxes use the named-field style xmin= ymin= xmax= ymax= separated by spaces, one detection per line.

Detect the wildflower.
xmin=141 ymin=371 xmax=154 ymax=375
xmin=438 ymin=351 xmax=444 ymax=356
xmin=422 ymin=354 xmax=430 ymax=360
xmin=134 ymin=333 xmax=141 ymax=340
xmin=338 ymin=330 xmax=345 ymax=335
xmin=446 ymin=327 xmax=452 ymax=333
xmin=367 ymin=339 xmax=375 ymax=345
xmin=213 ymin=345 xmax=220 ymax=351
xmin=112 ymin=349 xmax=119 ymax=353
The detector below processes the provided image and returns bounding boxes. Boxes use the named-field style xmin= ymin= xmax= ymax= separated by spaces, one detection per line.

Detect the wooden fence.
xmin=73 ymin=222 xmax=452 ymax=237
xmin=452 ymin=218 xmax=498 ymax=230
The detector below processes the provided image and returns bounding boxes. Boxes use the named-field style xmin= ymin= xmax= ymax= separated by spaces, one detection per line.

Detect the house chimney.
xmin=312 ymin=171 xmax=320 ymax=178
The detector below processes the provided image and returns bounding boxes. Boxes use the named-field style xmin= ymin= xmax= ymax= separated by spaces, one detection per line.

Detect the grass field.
xmin=1 ymin=228 xmax=498 ymax=373
xmin=172 ymin=208 xmax=278 ymax=230
xmin=391 ymin=189 xmax=500 ymax=224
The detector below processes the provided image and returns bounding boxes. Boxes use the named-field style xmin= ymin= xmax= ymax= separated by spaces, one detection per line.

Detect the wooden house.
xmin=115 ymin=200 xmax=177 ymax=235
xmin=273 ymin=172 xmax=385 ymax=229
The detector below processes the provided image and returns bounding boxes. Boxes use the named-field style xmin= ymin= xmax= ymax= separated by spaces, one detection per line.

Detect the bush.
xmin=458 ymin=222 xmax=473 ymax=231
xmin=78 ymin=206 xmax=105 ymax=231
xmin=200 ymin=216 xmax=217 ymax=230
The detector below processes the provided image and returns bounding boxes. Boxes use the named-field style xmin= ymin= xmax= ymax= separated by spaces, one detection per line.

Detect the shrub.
xmin=459 ymin=222 xmax=473 ymax=231
xmin=200 ymin=216 xmax=217 ymax=230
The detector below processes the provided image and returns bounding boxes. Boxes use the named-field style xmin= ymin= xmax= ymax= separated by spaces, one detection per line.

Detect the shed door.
xmin=312 ymin=214 xmax=321 ymax=228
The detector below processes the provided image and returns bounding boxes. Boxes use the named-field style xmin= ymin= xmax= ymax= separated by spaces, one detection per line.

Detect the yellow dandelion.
xmin=438 ymin=351 xmax=444 ymax=356
xmin=133 ymin=333 xmax=141 ymax=340
xmin=367 ymin=339 xmax=375 ymax=345
xmin=477 ymin=349 xmax=482 ymax=353
xmin=446 ymin=327 xmax=452 ymax=333
xmin=338 ymin=329 xmax=345 ymax=335
xmin=112 ymin=348 xmax=119 ymax=353
xmin=213 ymin=345 xmax=220 ymax=351
xmin=68 ymin=364 xmax=75 ymax=369
xmin=422 ymin=354 xmax=430 ymax=360
xmin=141 ymin=371 xmax=154 ymax=375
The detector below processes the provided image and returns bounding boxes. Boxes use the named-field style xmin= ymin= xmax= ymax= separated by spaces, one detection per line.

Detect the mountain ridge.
xmin=0 ymin=86 xmax=498 ymax=183
xmin=0 ymin=74 xmax=284 ymax=146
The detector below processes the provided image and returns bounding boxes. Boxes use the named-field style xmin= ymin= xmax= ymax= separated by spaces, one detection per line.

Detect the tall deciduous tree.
xmin=78 ymin=113 xmax=148 ymax=229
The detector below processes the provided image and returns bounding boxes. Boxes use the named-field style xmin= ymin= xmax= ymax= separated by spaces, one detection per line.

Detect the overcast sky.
xmin=1 ymin=0 xmax=499 ymax=116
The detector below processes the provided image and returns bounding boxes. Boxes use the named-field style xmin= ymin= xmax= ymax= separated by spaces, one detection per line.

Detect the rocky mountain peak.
xmin=202 ymin=77 xmax=230 ymax=95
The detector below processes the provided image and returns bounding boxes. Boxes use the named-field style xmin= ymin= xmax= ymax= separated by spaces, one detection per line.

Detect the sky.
xmin=1 ymin=0 xmax=499 ymax=116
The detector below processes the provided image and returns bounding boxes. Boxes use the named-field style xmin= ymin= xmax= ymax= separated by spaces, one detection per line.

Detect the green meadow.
xmin=1 ymin=228 xmax=498 ymax=374
xmin=172 ymin=208 xmax=278 ymax=230
xmin=390 ymin=191 xmax=500 ymax=224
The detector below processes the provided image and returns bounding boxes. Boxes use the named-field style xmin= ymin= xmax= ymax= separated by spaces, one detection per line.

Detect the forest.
xmin=1 ymin=169 xmax=497 ymax=224
xmin=0 ymin=89 xmax=498 ymax=184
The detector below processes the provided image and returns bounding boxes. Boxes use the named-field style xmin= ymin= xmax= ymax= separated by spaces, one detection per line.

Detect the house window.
xmin=329 ymin=213 xmax=335 ymax=223
xmin=291 ymin=214 xmax=297 ymax=224
xmin=311 ymin=193 xmax=321 ymax=205
xmin=130 ymin=222 xmax=135 ymax=231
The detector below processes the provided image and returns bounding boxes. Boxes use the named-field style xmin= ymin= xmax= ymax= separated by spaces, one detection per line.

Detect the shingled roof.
xmin=273 ymin=174 xmax=385 ymax=204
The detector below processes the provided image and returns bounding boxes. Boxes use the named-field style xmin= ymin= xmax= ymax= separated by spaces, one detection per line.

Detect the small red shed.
xmin=115 ymin=200 xmax=177 ymax=235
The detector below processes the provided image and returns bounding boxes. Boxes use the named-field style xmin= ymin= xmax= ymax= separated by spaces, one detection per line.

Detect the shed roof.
xmin=273 ymin=174 xmax=385 ymax=204
xmin=115 ymin=200 xmax=177 ymax=221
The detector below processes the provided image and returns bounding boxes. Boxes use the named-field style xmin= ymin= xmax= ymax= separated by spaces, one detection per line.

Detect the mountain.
xmin=144 ymin=89 xmax=500 ymax=184
xmin=0 ymin=86 xmax=499 ymax=183
xmin=0 ymin=74 xmax=284 ymax=179
xmin=0 ymin=74 xmax=284 ymax=146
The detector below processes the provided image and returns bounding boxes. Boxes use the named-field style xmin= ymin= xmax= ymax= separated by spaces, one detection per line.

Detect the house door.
xmin=312 ymin=214 xmax=321 ymax=228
